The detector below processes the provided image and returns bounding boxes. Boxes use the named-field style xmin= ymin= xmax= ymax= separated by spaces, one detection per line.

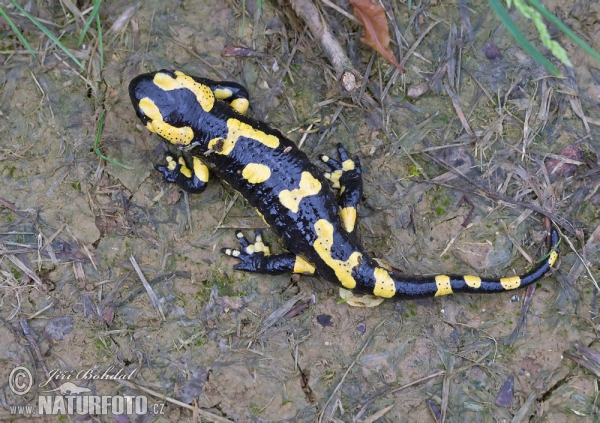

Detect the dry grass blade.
xmin=7 ymin=254 xmax=45 ymax=289
xmin=355 ymin=370 xmax=445 ymax=422
xmin=212 ymin=192 xmax=239 ymax=235
xmin=104 ymin=4 xmax=138 ymax=37
xmin=349 ymin=0 xmax=404 ymax=72
xmin=318 ymin=318 xmax=388 ymax=423
xmin=115 ymin=379 xmax=233 ymax=423
xmin=129 ymin=256 xmax=166 ymax=321
xmin=566 ymin=224 xmax=600 ymax=285
xmin=321 ymin=0 xmax=360 ymax=24
xmin=360 ymin=404 xmax=394 ymax=423
xmin=443 ymin=83 xmax=473 ymax=136
xmin=564 ymin=342 xmax=600 ymax=378
xmin=257 ymin=292 xmax=307 ymax=336
xmin=423 ymin=153 xmax=576 ymax=235
xmin=510 ymin=390 xmax=537 ymax=423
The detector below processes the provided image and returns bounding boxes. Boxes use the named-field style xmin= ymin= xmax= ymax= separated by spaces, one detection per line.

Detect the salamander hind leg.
xmin=320 ymin=144 xmax=363 ymax=233
xmin=156 ymin=155 xmax=209 ymax=194
xmin=221 ymin=230 xmax=316 ymax=275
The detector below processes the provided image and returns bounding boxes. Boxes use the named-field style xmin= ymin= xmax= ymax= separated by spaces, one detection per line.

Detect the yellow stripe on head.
xmin=153 ymin=71 xmax=215 ymax=112
xmin=139 ymin=97 xmax=194 ymax=145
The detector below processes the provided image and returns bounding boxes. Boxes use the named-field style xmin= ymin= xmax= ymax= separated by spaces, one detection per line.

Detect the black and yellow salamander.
xmin=129 ymin=70 xmax=560 ymax=299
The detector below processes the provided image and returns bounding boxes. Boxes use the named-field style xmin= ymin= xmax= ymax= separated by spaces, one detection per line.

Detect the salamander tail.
xmin=380 ymin=228 xmax=560 ymax=299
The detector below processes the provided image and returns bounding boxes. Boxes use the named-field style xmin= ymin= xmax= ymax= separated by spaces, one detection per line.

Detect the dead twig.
xmin=20 ymin=317 xmax=59 ymax=392
xmin=291 ymin=0 xmax=360 ymax=92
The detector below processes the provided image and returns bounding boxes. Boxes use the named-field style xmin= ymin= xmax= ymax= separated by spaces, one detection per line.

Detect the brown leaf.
xmin=350 ymin=0 xmax=405 ymax=72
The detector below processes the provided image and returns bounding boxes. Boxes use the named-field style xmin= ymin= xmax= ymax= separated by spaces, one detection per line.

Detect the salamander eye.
xmin=132 ymin=103 xmax=151 ymax=125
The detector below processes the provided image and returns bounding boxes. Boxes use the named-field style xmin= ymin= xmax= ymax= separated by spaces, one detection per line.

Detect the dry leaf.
xmin=350 ymin=0 xmax=405 ymax=72
xmin=339 ymin=288 xmax=386 ymax=307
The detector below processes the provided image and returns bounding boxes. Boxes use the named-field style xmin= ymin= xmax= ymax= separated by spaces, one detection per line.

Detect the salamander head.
xmin=129 ymin=70 xmax=214 ymax=146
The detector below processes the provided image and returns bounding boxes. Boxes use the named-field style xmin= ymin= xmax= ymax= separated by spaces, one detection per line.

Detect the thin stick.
xmin=129 ymin=256 xmax=166 ymax=321
xmin=20 ymin=318 xmax=59 ymax=392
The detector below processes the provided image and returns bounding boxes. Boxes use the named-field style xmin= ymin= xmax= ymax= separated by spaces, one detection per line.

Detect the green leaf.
xmin=488 ymin=0 xmax=560 ymax=76
xmin=9 ymin=0 xmax=84 ymax=70
xmin=0 ymin=7 xmax=37 ymax=58
xmin=528 ymin=0 xmax=600 ymax=66
xmin=94 ymin=110 xmax=132 ymax=169
xmin=95 ymin=7 xmax=104 ymax=69
xmin=78 ymin=0 xmax=102 ymax=46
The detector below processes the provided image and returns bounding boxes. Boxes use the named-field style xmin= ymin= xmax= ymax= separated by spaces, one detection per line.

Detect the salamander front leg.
xmin=156 ymin=155 xmax=209 ymax=194
xmin=221 ymin=230 xmax=316 ymax=275
xmin=320 ymin=144 xmax=363 ymax=233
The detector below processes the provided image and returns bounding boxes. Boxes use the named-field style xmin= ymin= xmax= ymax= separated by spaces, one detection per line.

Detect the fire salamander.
xmin=129 ymin=70 xmax=560 ymax=299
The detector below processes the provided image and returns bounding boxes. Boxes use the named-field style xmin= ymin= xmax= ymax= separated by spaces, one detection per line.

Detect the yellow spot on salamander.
xmin=224 ymin=248 xmax=240 ymax=258
xmin=500 ymin=276 xmax=521 ymax=290
xmin=373 ymin=267 xmax=396 ymax=298
xmin=279 ymin=172 xmax=322 ymax=213
xmin=293 ymin=256 xmax=316 ymax=275
xmin=340 ymin=207 xmax=357 ymax=232
xmin=548 ymin=250 xmax=558 ymax=267
xmin=139 ymin=98 xmax=194 ymax=146
xmin=214 ymin=88 xmax=248 ymax=114
xmin=193 ymin=157 xmax=209 ymax=182
xmin=242 ymin=163 xmax=271 ymax=184
xmin=208 ymin=118 xmax=279 ymax=155
xmin=230 ymin=98 xmax=249 ymax=115
xmin=153 ymin=71 xmax=214 ymax=112
xmin=324 ymin=169 xmax=342 ymax=189
xmin=214 ymin=88 xmax=233 ymax=99
xmin=342 ymin=159 xmax=355 ymax=171
xmin=463 ymin=275 xmax=482 ymax=288
xmin=434 ymin=275 xmax=453 ymax=296
xmin=245 ymin=242 xmax=270 ymax=255
xmin=313 ymin=219 xmax=362 ymax=289
xmin=178 ymin=158 xmax=192 ymax=178
xmin=166 ymin=156 xmax=177 ymax=171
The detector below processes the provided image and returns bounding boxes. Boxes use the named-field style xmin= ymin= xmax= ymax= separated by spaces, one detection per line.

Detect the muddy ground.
xmin=0 ymin=0 xmax=599 ymax=421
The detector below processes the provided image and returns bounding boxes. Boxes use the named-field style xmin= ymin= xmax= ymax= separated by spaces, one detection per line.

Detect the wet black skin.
xmin=129 ymin=70 xmax=559 ymax=299
xmin=130 ymin=70 xmax=369 ymax=285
